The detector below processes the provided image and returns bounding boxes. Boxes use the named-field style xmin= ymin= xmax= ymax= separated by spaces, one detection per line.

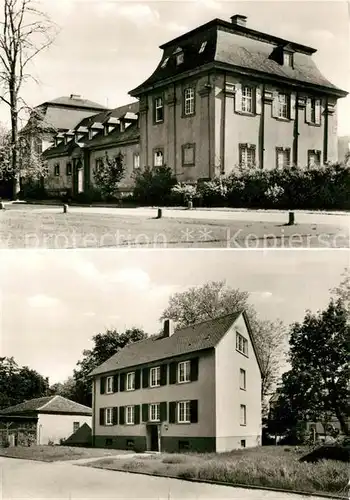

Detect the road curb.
xmin=77 ymin=462 xmax=347 ymax=499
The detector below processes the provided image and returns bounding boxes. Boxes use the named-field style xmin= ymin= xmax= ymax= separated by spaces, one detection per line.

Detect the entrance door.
xmin=149 ymin=425 xmax=159 ymax=452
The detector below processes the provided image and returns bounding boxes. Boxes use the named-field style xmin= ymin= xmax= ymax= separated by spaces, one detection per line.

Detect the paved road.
xmin=6 ymin=203 xmax=350 ymax=227
xmin=0 ymin=457 xmax=327 ymax=500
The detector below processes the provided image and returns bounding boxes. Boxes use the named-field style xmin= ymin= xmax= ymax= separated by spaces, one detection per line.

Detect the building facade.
xmin=130 ymin=14 xmax=347 ymax=181
xmin=90 ymin=311 xmax=262 ymax=453
xmin=0 ymin=395 xmax=92 ymax=445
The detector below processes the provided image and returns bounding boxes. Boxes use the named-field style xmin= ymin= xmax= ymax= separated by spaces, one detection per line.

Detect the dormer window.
xmin=283 ymin=51 xmax=293 ymax=67
xmin=199 ymin=41 xmax=207 ymax=53
xmin=176 ymin=52 xmax=184 ymax=65
xmin=161 ymin=57 xmax=169 ymax=68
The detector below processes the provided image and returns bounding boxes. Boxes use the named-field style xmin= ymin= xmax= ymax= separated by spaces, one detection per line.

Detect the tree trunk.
xmin=10 ymin=83 xmax=20 ymax=200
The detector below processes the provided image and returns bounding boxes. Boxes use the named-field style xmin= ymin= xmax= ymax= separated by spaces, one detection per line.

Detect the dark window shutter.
xmin=100 ymin=377 xmax=106 ymax=394
xmin=135 ymin=369 xmax=141 ymax=390
xmin=160 ymin=364 xmax=167 ymax=386
xmin=113 ymin=374 xmax=119 ymax=393
xmin=134 ymin=405 xmax=140 ymax=425
xmin=169 ymin=402 xmax=176 ymax=423
xmin=119 ymin=406 xmax=125 ymax=425
xmin=160 ymin=402 xmax=167 ymax=422
xmin=113 ymin=407 xmax=118 ymax=425
xmin=142 ymin=368 xmax=149 ymax=388
xmin=190 ymin=358 xmax=199 ymax=382
xmin=190 ymin=400 xmax=198 ymax=423
xmin=120 ymin=373 xmax=125 ymax=392
xmin=169 ymin=362 xmax=177 ymax=384
xmin=142 ymin=404 xmax=149 ymax=422
xmin=99 ymin=408 xmax=104 ymax=426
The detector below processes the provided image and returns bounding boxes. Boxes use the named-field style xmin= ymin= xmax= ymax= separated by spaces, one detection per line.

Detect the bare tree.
xmin=0 ymin=0 xmax=57 ymax=198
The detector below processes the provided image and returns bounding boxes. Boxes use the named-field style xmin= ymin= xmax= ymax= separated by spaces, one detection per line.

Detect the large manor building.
xmin=39 ymin=14 xmax=347 ymax=196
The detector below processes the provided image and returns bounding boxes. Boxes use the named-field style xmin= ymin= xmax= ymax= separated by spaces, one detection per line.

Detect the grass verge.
xmin=82 ymin=447 xmax=349 ymax=498
xmin=0 ymin=445 xmax=132 ymax=462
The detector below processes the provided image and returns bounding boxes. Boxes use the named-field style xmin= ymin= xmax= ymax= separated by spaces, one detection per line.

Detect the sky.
xmin=0 ymin=249 xmax=348 ymax=384
xmin=0 ymin=0 xmax=349 ymax=135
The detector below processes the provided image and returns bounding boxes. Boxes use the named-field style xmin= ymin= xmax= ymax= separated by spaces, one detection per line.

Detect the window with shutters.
xmin=149 ymin=403 xmax=160 ymax=422
xmin=240 ymin=404 xmax=247 ymax=426
xmin=277 ymin=93 xmax=289 ymax=119
xmin=154 ymin=96 xmax=164 ymax=123
xmin=150 ymin=366 xmax=160 ymax=387
xmin=183 ymin=87 xmax=195 ymax=116
xmin=126 ymin=405 xmax=135 ymax=425
xmin=240 ymin=368 xmax=246 ymax=390
xmin=306 ymin=98 xmax=321 ymax=125
xmin=239 ymin=144 xmax=256 ymax=167
xmin=308 ymin=150 xmax=321 ymax=167
xmin=242 ymin=86 xmax=253 ymax=113
xmin=106 ymin=376 xmax=113 ymax=394
xmin=178 ymin=401 xmax=191 ymax=423
xmin=236 ymin=332 xmax=248 ymax=356
xmin=105 ymin=407 xmax=113 ymax=425
xmin=153 ymin=149 xmax=164 ymax=167
xmin=178 ymin=361 xmax=190 ymax=383
xmin=126 ymin=372 xmax=135 ymax=391
xmin=276 ymin=147 xmax=291 ymax=168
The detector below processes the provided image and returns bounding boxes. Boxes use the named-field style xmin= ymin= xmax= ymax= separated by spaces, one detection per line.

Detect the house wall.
xmin=139 ymin=72 xmax=215 ymax=182
xmin=37 ymin=413 xmax=92 ymax=445
xmin=93 ymin=349 xmax=216 ymax=452
xmin=215 ymin=314 xmax=262 ymax=452
xmin=89 ymin=142 xmax=139 ymax=191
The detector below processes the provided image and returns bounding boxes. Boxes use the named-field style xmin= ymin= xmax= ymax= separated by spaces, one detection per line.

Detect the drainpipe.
xmin=260 ymin=83 xmax=265 ymax=169
xmin=221 ymin=73 xmax=226 ymax=175
xmin=323 ymin=97 xmax=328 ymax=164
xmin=92 ymin=378 xmax=96 ymax=447
xmin=293 ymin=91 xmax=299 ymax=166
xmin=173 ymin=83 xmax=177 ymax=177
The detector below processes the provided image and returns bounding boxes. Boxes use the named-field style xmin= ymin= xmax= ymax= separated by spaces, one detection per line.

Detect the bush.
xmin=73 ymin=187 xmax=103 ymax=204
xmin=171 ymin=183 xmax=197 ymax=205
xmin=197 ymin=178 xmax=228 ymax=207
xmin=19 ymin=181 xmax=47 ymax=200
xmin=133 ymin=165 xmax=177 ymax=205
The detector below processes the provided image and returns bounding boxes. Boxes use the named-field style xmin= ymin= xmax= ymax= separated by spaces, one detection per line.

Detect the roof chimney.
xmin=230 ymin=15 xmax=247 ymax=27
xmin=70 ymin=94 xmax=81 ymax=100
xmin=163 ymin=319 xmax=174 ymax=338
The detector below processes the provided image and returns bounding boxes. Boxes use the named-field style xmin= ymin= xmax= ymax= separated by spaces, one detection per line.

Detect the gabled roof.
xmin=130 ymin=17 xmax=347 ymax=98
xmin=91 ymin=311 xmax=247 ymax=377
xmin=41 ymin=96 xmax=107 ymax=110
xmin=0 ymin=395 xmax=92 ymax=416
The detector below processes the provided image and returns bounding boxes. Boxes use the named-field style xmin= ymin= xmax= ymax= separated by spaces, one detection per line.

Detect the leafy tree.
xmin=331 ymin=268 xmax=350 ymax=312
xmin=70 ymin=327 xmax=147 ymax=406
xmin=0 ymin=357 xmax=49 ymax=409
xmin=49 ymin=376 xmax=76 ymax=400
xmin=133 ymin=164 xmax=177 ymax=205
xmin=93 ymin=151 xmax=125 ymax=200
xmin=161 ymin=280 xmax=287 ymax=406
xmin=274 ymin=299 xmax=349 ymax=437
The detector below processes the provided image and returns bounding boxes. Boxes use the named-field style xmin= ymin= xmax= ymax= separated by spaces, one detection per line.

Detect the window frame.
xmin=277 ymin=92 xmax=290 ymax=119
xmin=106 ymin=376 xmax=113 ymax=394
xmin=73 ymin=422 xmax=80 ymax=433
xmin=239 ymin=143 xmax=256 ymax=168
xmin=283 ymin=52 xmax=293 ymax=68
xmin=161 ymin=57 xmax=169 ymax=68
xmin=176 ymin=52 xmax=184 ymax=65
xmin=66 ymin=162 xmax=72 ymax=176
xmin=133 ymin=152 xmax=140 ymax=169
xmin=149 ymin=403 xmax=160 ymax=422
xmin=150 ymin=366 xmax=161 ymax=388
xmin=236 ymin=332 xmax=248 ymax=357
xmin=307 ymin=149 xmax=321 ymax=168
xmin=199 ymin=41 xmax=207 ymax=54
xmin=178 ymin=401 xmax=191 ymax=423
xmin=241 ymin=86 xmax=254 ymax=114
xmin=54 ymin=164 xmax=60 ymax=176
xmin=240 ymin=404 xmax=247 ymax=426
xmin=240 ymin=368 xmax=246 ymax=390
xmin=125 ymin=405 xmax=135 ymax=425
xmin=154 ymin=96 xmax=164 ymax=124
xmin=126 ymin=372 xmax=135 ymax=391
xmin=182 ymin=143 xmax=195 ymax=167
xmin=276 ymin=147 xmax=291 ymax=169
xmin=183 ymin=87 xmax=195 ymax=116
xmin=153 ymin=148 xmax=164 ymax=167
xmin=105 ymin=407 xmax=113 ymax=426
xmin=177 ymin=360 xmax=191 ymax=384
